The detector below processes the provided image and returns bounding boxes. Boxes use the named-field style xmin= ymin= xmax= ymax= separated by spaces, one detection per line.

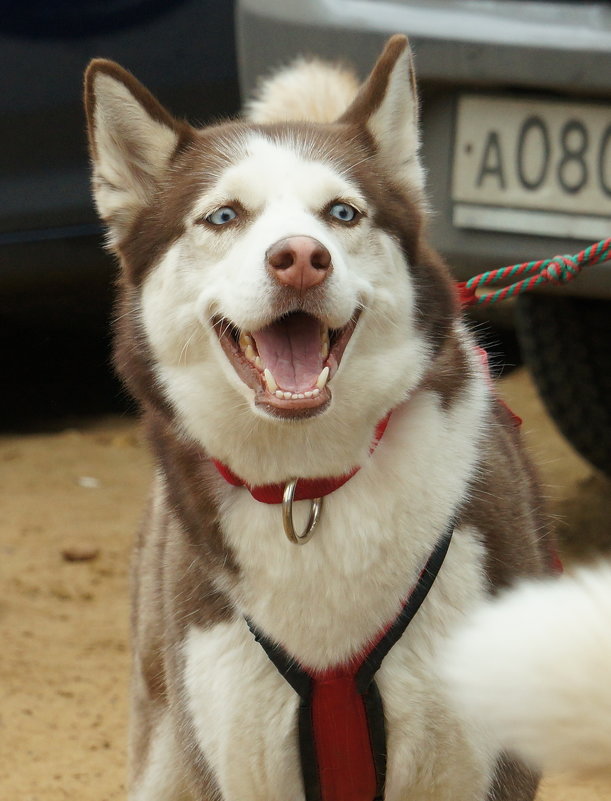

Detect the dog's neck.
xmin=211 ymin=412 xmax=391 ymax=504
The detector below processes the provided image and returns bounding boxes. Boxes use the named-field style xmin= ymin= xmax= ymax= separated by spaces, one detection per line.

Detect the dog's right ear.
xmin=339 ymin=36 xmax=424 ymax=197
xmin=84 ymin=60 xmax=190 ymax=248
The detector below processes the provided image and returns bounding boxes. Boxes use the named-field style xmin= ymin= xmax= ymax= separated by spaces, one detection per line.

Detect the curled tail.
xmin=440 ymin=564 xmax=611 ymax=775
xmin=244 ymin=58 xmax=360 ymax=124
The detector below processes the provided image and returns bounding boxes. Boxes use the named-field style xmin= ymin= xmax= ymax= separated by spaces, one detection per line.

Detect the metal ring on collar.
xmin=282 ymin=479 xmax=323 ymax=545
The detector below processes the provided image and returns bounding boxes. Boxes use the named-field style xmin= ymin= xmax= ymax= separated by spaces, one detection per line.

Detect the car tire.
xmin=515 ymin=294 xmax=611 ymax=476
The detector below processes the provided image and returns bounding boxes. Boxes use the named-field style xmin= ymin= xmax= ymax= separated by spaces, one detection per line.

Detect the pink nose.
xmin=266 ymin=236 xmax=332 ymax=291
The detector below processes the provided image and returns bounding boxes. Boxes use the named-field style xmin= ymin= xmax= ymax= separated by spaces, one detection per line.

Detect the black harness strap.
xmin=356 ymin=527 xmax=454 ymax=692
xmin=247 ymin=524 xmax=454 ymax=801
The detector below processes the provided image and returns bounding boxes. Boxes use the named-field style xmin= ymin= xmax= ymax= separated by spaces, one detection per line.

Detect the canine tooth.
xmin=321 ymin=340 xmax=329 ymax=359
xmin=264 ymin=369 xmax=278 ymax=393
xmin=275 ymin=390 xmax=284 ymax=399
xmin=245 ymin=345 xmax=257 ymax=363
xmin=316 ymin=366 xmax=330 ymax=390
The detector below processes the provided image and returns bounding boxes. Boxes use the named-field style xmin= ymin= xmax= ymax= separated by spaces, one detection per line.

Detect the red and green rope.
xmin=457 ymin=237 xmax=611 ymax=307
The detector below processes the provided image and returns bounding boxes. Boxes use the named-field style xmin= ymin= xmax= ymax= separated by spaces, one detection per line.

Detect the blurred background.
xmin=1 ymin=0 xmax=240 ymax=427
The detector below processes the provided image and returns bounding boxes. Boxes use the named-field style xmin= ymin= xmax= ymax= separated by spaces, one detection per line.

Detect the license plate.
xmin=452 ymin=95 xmax=611 ymax=240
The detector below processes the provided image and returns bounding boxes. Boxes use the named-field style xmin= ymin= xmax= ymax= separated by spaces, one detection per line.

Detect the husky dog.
xmin=85 ymin=36 xmax=557 ymax=801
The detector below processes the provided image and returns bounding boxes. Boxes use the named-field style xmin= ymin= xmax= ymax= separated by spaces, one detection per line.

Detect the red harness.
xmin=247 ymin=529 xmax=454 ymax=801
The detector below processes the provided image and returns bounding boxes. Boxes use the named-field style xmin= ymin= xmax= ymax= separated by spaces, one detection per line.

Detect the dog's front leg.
xmin=181 ymin=619 xmax=305 ymax=801
xmin=128 ymin=696 xmax=193 ymax=801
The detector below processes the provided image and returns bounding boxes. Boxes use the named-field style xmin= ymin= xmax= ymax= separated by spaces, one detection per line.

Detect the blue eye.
xmin=206 ymin=206 xmax=238 ymax=225
xmin=328 ymin=202 xmax=359 ymax=223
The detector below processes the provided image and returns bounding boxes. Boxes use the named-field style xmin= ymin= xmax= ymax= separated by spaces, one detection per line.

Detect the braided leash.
xmin=457 ymin=238 xmax=611 ymax=307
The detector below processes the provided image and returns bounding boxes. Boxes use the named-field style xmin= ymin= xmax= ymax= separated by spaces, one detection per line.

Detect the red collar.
xmin=212 ymin=413 xmax=391 ymax=504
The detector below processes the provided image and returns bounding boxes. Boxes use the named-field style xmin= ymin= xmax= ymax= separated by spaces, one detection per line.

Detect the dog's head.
xmin=85 ymin=36 xmax=457 ymax=478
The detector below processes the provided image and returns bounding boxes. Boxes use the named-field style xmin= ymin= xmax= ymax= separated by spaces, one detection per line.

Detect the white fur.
xmin=246 ymin=47 xmax=425 ymax=198
xmin=439 ymin=565 xmax=611 ymax=775
xmin=184 ymin=621 xmax=304 ymax=801
xmin=179 ymin=357 xmax=499 ymax=800
xmin=184 ymin=523 xmax=495 ymax=801
xmin=130 ymin=711 xmax=191 ymax=801
xmin=219 ymin=367 xmax=490 ymax=668
xmin=140 ymin=133 xmax=428 ymax=484
xmin=246 ymin=58 xmax=360 ymax=124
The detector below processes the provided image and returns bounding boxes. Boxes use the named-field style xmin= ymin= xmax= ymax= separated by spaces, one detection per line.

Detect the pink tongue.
xmin=251 ymin=313 xmax=324 ymax=393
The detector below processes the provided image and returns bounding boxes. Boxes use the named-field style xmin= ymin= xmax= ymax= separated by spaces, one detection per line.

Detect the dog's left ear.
xmin=340 ymin=35 xmax=424 ymax=195
xmin=84 ymin=59 xmax=191 ymax=249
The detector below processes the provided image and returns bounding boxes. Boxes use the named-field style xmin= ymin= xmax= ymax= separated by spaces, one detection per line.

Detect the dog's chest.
xmin=217 ymin=392 xmax=487 ymax=666
xmin=182 ymin=518 xmax=492 ymax=801
xmin=181 ymin=392 xmax=495 ymax=799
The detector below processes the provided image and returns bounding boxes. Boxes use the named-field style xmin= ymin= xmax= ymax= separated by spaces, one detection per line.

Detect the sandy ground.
xmin=1 ymin=368 xmax=610 ymax=801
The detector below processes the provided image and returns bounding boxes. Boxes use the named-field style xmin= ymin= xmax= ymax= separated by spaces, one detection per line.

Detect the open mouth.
xmin=214 ymin=310 xmax=360 ymax=418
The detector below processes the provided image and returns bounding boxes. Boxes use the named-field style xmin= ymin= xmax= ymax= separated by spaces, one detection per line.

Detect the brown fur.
xmin=339 ymin=35 xmax=415 ymax=127
xmin=129 ymin=415 xmax=236 ymax=796
xmin=489 ymin=755 xmax=540 ymax=801
xmin=459 ymin=401 xmax=554 ymax=590
xmin=112 ymin=286 xmax=174 ymax=417
xmin=421 ymin=333 xmax=470 ymax=411
xmin=84 ymin=58 xmax=192 ymax=161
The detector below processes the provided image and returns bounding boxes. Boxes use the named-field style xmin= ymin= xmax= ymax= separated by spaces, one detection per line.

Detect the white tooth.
xmin=295 ymin=393 xmax=305 ymax=399
xmin=239 ymin=332 xmax=253 ymax=350
xmin=255 ymin=356 xmax=263 ymax=369
xmin=304 ymin=391 xmax=314 ymax=398
xmin=264 ymin=369 xmax=278 ymax=393
xmin=312 ymin=388 xmax=321 ymax=397
xmin=275 ymin=390 xmax=284 ymax=399
xmin=316 ymin=366 xmax=330 ymax=390
xmin=245 ymin=345 xmax=257 ymax=363
xmin=283 ymin=391 xmax=292 ymax=400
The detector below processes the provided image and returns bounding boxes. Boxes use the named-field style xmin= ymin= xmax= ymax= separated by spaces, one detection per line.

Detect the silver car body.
xmin=236 ymin=0 xmax=611 ymax=297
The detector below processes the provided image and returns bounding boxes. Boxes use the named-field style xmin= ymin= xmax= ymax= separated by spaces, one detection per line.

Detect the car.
xmin=1 ymin=0 xmax=239 ymax=426
xmin=236 ymin=0 xmax=611 ymax=474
